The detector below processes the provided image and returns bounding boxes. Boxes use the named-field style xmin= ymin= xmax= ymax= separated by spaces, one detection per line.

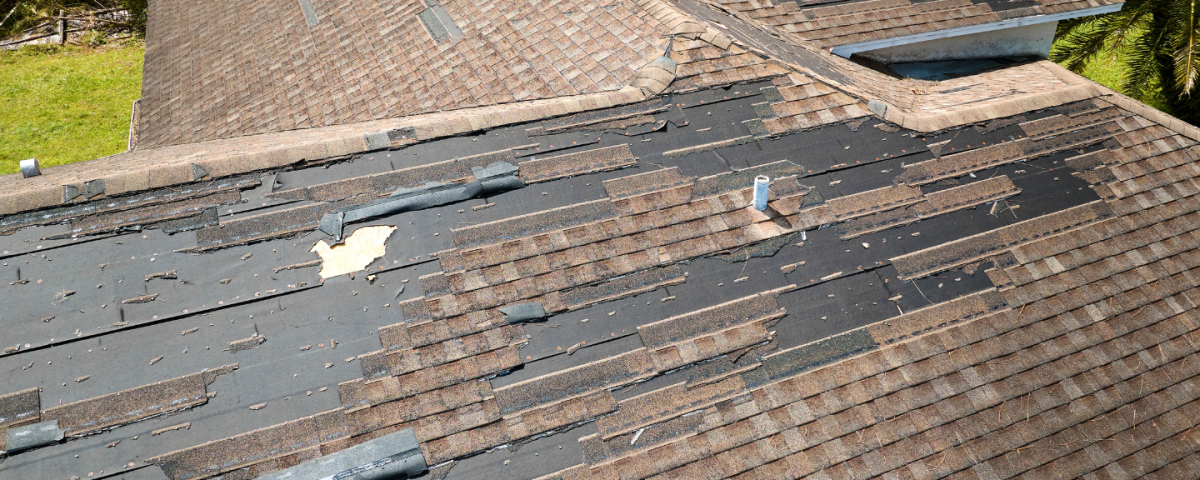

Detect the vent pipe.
xmin=20 ymin=159 xmax=40 ymax=178
xmin=753 ymin=175 xmax=769 ymax=211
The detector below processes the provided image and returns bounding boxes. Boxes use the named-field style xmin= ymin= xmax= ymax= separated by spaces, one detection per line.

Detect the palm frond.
xmin=1123 ymin=15 xmax=1173 ymax=100
xmin=1050 ymin=14 xmax=1117 ymax=72
xmin=1107 ymin=0 xmax=1157 ymax=56
xmin=1169 ymin=0 xmax=1200 ymax=96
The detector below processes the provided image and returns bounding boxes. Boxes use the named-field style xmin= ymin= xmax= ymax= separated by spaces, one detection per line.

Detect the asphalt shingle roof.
xmin=9 ymin=0 xmax=1200 ymax=479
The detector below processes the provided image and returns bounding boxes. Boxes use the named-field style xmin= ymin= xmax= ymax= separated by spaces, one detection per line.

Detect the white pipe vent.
xmin=753 ymin=175 xmax=769 ymax=211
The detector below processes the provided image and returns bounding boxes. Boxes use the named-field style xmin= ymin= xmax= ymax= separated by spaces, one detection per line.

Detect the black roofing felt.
xmin=0 ymin=82 xmax=1116 ymax=480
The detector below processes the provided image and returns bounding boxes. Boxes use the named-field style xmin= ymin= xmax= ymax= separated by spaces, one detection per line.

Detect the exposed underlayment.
xmin=15 ymin=0 xmax=1200 ymax=478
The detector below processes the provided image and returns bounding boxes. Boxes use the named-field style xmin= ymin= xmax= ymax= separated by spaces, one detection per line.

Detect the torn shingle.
xmin=147 ymin=409 xmax=351 ymax=480
xmin=518 ymin=144 xmax=637 ymax=184
xmin=891 ymin=201 xmax=1115 ymax=279
xmin=559 ymin=265 xmax=686 ymax=311
xmin=494 ymin=349 xmax=655 ymax=415
xmin=638 ymin=293 xmax=783 ymax=350
xmin=41 ymin=371 xmax=211 ymax=436
xmin=451 ymin=199 xmax=617 ymax=249
xmin=602 ymin=167 xmax=693 ymax=199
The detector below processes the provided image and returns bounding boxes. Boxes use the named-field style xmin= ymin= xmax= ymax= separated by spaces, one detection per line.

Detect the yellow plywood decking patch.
xmin=310 ymin=225 xmax=396 ymax=279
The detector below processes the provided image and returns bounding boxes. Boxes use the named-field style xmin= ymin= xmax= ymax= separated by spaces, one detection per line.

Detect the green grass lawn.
xmin=0 ymin=41 xmax=143 ymax=175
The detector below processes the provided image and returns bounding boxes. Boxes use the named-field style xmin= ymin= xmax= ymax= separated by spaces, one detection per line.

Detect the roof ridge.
xmin=0 ymin=0 xmax=749 ymax=219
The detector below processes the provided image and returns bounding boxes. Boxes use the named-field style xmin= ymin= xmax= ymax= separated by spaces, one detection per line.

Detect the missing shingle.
xmin=298 ymin=0 xmax=319 ymax=26
xmin=418 ymin=5 xmax=462 ymax=42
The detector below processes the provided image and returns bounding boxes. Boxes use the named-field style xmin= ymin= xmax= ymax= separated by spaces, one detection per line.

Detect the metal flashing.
xmin=298 ymin=0 xmax=319 ymax=26
xmin=829 ymin=4 xmax=1125 ymax=58
xmin=4 ymin=420 xmax=64 ymax=452
xmin=418 ymin=5 xmax=462 ymax=42
xmin=257 ymin=428 xmax=425 ymax=479
xmin=318 ymin=162 xmax=523 ymax=239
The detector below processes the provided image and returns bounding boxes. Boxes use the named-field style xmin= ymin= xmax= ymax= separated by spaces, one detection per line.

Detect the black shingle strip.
xmin=147 ymin=408 xmax=349 ymax=480
xmin=559 ymin=265 xmax=687 ymax=311
xmin=518 ymin=144 xmax=637 ymax=184
xmin=493 ymin=348 xmax=655 ymax=416
xmin=69 ymin=190 xmax=241 ymax=236
xmin=741 ymin=329 xmax=877 ymax=388
xmin=41 ymin=364 xmax=236 ymax=437
xmin=267 ymin=149 xmax=517 ymax=203
xmin=691 ymin=160 xmax=806 ymax=198
xmin=602 ymin=167 xmax=694 ymax=199
xmin=891 ymin=200 xmax=1114 ymax=280
xmin=297 ymin=0 xmax=318 ymax=26
xmin=186 ymin=196 xmax=367 ymax=252
xmin=0 ymin=175 xmax=258 ymax=234
xmin=0 ymin=388 xmax=40 ymax=430
xmin=637 ymin=293 xmax=783 ymax=350
xmin=451 ymin=199 xmax=618 ymax=249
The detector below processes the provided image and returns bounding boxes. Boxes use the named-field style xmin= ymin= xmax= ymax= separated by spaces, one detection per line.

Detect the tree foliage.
xmin=1052 ymin=0 xmax=1200 ymax=125
xmin=0 ymin=0 xmax=146 ymax=42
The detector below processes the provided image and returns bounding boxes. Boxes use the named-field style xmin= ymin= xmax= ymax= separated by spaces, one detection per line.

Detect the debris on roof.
xmin=11 ymin=0 xmax=1200 ymax=478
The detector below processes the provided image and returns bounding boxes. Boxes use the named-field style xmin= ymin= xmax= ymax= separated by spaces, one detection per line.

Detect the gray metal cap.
xmin=20 ymin=158 xmax=40 ymax=178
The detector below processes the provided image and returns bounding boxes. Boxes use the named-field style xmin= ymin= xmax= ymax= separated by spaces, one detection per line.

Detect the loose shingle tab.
xmin=891 ymin=200 xmax=1115 ymax=279
xmin=602 ymin=167 xmax=693 ymax=199
xmin=638 ymin=293 xmax=783 ymax=349
xmin=40 ymin=367 xmax=232 ymax=437
xmin=518 ymin=144 xmax=637 ymax=183
xmin=0 ymin=388 xmax=40 ymax=429
xmin=559 ymin=265 xmax=686 ymax=310
xmin=451 ymin=199 xmax=617 ymax=249
xmin=494 ymin=349 xmax=655 ymax=415
xmin=148 ymin=409 xmax=351 ymax=480
xmin=691 ymin=160 xmax=806 ymax=198
xmin=742 ymin=329 xmax=877 ymax=388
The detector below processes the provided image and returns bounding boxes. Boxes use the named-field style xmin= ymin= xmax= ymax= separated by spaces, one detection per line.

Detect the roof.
xmin=135 ymin=0 xmax=669 ymax=148
xmin=712 ymin=0 xmax=1122 ymax=50
xmin=9 ymin=0 xmax=1200 ymax=479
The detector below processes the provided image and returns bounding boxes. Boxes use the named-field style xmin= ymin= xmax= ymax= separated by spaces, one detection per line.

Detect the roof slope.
xmin=710 ymin=0 xmax=1121 ymax=50
xmin=136 ymin=0 xmax=668 ymax=148
xmin=6 ymin=0 xmax=1200 ymax=479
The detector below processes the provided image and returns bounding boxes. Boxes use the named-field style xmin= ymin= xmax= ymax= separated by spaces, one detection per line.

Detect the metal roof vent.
xmin=418 ymin=3 xmax=463 ymax=42
xmin=754 ymin=175 xmax=769 ymax=211
xmin=20 ymin=158 xmax=40 ymax=178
